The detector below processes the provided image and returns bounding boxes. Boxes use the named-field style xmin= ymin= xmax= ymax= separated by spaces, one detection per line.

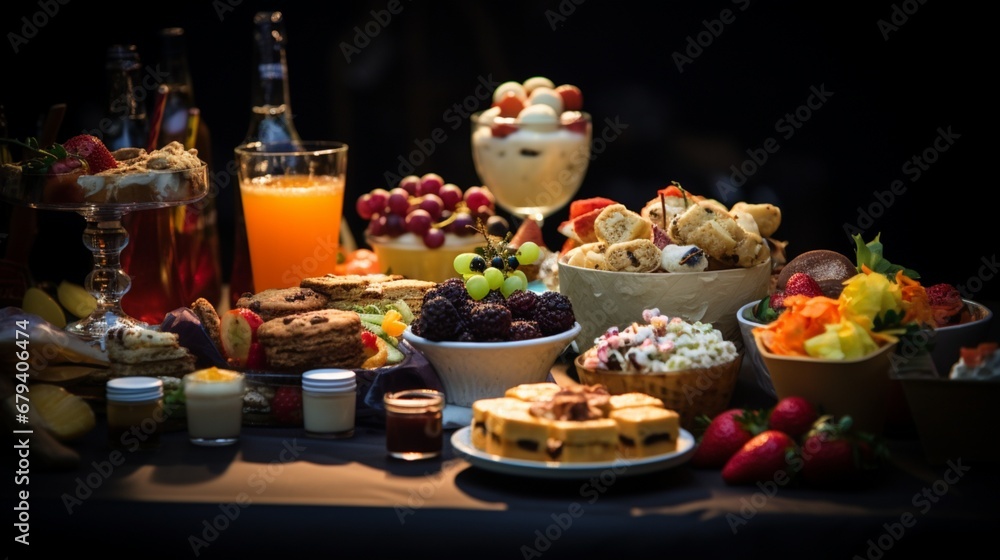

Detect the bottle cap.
xmin=107 ymin=376 xmax=164 ymax=402
xmin=302 ymin=369 xmax=356 ymax=393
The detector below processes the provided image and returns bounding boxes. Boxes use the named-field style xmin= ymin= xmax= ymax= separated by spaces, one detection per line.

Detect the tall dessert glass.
xmin=0 ymin=163 xmax=208 ymax=347
xmin=470 ymin=110 xmax=592 ymax=226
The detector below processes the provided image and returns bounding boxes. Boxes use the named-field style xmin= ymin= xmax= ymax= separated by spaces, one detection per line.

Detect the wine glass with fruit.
xmin=0 ymin=135 xmax=208 ymax=346
xmin=470 ymin=76 xmax=592 ymax=227
xmin=356 ymin=172 xmax=505 ymax=282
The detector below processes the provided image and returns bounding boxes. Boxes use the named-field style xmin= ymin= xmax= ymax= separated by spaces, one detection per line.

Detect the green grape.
xmin=483 ymin=267 xmax=504 ymax=290
xmin=454 ymin=253 xmax=477 ymax=275
xmin=501 ymin=275 xmax=522 ymax=298
xmin=512 ymin=270 xmax=528 ymax=290
xmin=515 ymin=241 xmax=540 ymax=265
xmin=465 ymin=275 xmax=490 ymax=300
xmin=463 ymin=273 xmax=478 ymax=282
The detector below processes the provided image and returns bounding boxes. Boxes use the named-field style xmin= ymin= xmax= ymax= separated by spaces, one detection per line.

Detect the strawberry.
xmin=799 ymin=415 xmax=887 ymax=486
xmin=220 ymin=308 xmax=264 ymax=368
xmin=770 ymin=272 xmax=822 ymax=311
xmin=244 ymin=341 xmax=267 ymax=370
xmin=361 ymin=329 xmax=379 ymax=352
xmin=271 ymin=386 xmax=303 ymax=426
xmin=557 ymin=207 xmax=604 ymax=244
xmin=722 ymin=430 xmax=800 ymax=485
xmin=768 ymin=396 xmax=818 ymax=440
xmin=491 ymin=123 xmax=518 ymax=138
xmin=689 ymin=408 xmax=768 ymax=468
xmin=925 ymin=283 xmax=961 ymax=306
xmin=62 ymin=134 xmax=118 ymax=174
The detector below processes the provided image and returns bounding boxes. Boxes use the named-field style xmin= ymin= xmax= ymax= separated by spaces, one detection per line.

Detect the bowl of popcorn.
xmin=574 ymin=308 xmax=742 ymax=430
xmin=401 ymin=276 xmax=581 ymax=407
xmin=558 ymin=186 xmax=779 ymax=351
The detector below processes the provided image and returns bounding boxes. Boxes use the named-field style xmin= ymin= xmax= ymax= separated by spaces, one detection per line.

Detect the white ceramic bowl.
xmin=401 ymin=322 xmax=582 ymax=407
xmin=736 ymin=299 xmax=775 ymax=398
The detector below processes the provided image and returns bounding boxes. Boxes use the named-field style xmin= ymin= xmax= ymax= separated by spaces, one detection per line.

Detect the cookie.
xmin=351 ymin=279 xmax=436 ymax=316
xmin=299 ymin=273 xmax=403 ymax=301
xmin=604 ymin=239 xmax=662 ymax=272
xmin=257 ymin=309 xmax=364 ymax=370
xmin=189 ymin=297 xmax=223 ymax=352
xmin=235 ymin=287 xmax=330 ymax=321
xmin=594 ymin=204 xmax=652 ymax=245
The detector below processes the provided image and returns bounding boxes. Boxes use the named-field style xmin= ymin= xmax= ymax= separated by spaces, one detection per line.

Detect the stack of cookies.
xmin=256 ymin=309 xmax=365 ymax=371
xmin=106 ymin=325 xmax=197 ymax=379
xmin=300 ymin=273 xmax=434 ymax=315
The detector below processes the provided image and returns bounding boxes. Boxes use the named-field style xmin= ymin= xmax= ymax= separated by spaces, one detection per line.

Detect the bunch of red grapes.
xmin=357 ymin=173 xmax=497 ymax=248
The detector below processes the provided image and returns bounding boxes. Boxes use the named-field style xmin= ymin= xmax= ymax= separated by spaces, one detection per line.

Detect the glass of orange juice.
xmin=234 ymin=141 xmax=348 ymax=291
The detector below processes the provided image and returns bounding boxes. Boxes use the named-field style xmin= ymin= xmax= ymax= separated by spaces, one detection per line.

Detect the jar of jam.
xmin=301 ymin=369 xmax=356 ymax=438
xmin=384 ymin=389 xmax=444 ymax=460
xmin=106 ymin=376 xmax=164 ymax=451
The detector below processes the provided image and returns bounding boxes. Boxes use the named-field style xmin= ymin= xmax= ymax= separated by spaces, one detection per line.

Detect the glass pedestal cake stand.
xmin=0 ymin=164 xmax=209 ymax=348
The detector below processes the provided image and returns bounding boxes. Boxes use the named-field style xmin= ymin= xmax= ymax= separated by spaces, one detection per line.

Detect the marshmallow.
xmin=660 ymin=244 xmax=708 ymax=273
xmin=528 ymin=86 xmax=564 ymax=115
xmin=523 ymin=76 xmax=555 ymax=94
xmin=493 ymin=81 xmax=526 ymax=103
xmin=515 ymin=104 xmax=559 ymax=131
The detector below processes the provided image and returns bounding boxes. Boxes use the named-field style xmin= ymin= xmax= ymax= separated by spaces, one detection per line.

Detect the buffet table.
xmin=21 ymin=348 xmax=999 ymax=559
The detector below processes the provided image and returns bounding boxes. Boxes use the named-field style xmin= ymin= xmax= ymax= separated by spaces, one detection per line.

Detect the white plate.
xmin=450 ymin=426 xmax=696 ymax=479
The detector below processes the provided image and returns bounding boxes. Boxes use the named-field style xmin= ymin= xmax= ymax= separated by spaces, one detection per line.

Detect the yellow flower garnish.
xmin=803 ymin=319 xmax=878 ymax=360
xmin=838 ymin=268 xmax=903 ymax=331
xmin=382 ymin=309 xmax=406 ymax=338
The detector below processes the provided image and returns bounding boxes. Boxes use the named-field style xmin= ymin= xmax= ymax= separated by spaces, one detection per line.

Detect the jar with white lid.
xmin=106 ymin=376 xmax=165 ymax=450
xmin=301 ymin=369 xmax=356 ymax=438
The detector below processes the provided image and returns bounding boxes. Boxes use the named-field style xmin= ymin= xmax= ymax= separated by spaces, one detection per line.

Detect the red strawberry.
xmin=722 ymin=430 xmax=800 ymax=485
xmin=925 ymin=283 xmax=961 ymax=307
xmin=769 ymin=291 xmax=786 ymax=310
xmin=768 ymin=396 xmax=818 ymax=440
xmin=244 ymin=342 xmax=267 ymax=370
xmin=361 ymin=330 xmax=379 ymax=352
xmin=491 ymin=123 xmax=518 ymax=138
xmin=220 ymin=308 xmax=264 ymax=368
xmin=271 ymin=386 xmax=303 ymax=426
xmin=689 ymin=408 xmax=767 ymax=468
xmin=799 ymin=415 xmax=887 ymax=486
xmin=62 ymin=134 xmax=118 ymax=174
xmin=784 ymin=272 xmax=823 ymax=298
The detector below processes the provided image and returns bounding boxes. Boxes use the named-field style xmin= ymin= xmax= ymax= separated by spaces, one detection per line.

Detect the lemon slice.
xmin=57 ymin=281 xmax=97 ymax=319
xmin=22 ymin=287 xmax=67 ymax=328
xmin=29 ymin=384 xmax=97 ymax=441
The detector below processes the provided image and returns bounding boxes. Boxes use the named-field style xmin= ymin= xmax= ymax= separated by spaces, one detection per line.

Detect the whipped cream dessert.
xmin=471 ymin=76 xmax=591 ymax=219
xmin=581 ymin=308 xmax=738 ymax=373
xmin=77 ymin=141 xmax=206 ymax=204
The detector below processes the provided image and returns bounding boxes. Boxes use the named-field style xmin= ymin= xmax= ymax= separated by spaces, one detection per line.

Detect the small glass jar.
xmin=106 ymin=377 xmax=164 ymax=451
xmin=384 ymin=389 xmax=444 ymax=460
xmin=302 ymin=369 xmax=357 ymax=438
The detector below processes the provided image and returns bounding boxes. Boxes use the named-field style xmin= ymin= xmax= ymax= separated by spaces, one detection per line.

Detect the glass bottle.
xmin=230 ymin=10 xmax=303 ymax=306
xmin=109 ymin=44 xmax=184 ymax=325
xmin=156 ymin=27 xmax=223 ymax=309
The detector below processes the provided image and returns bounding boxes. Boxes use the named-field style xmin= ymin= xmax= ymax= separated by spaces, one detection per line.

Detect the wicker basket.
xmin=574 ymin=354 xmax=742 ymax=430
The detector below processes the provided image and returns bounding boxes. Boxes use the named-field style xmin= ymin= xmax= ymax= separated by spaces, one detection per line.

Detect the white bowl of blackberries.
xmin=403 ymin=235 xmax=580 ymax=407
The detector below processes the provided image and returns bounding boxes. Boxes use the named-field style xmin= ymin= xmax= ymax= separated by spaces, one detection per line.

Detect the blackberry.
xmin=505 ymin=289 xmax=538 ymax=321
xmin=468 ymin=302 xmax=512 ymax=341
xmin=413 ymin=296 xmax=465 ymax=341
xmin=424 ymin=277 xmax=470 ymax=309
xmin=535 ymin=291 xmax=575 ymax=336
xmin=480 ymin=289 xmax=506 ymax=307
xmin=508 ymin=320 xmax=542 ymax=341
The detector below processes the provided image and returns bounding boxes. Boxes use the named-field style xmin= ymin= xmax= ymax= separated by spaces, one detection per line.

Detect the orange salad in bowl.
xmin=754 ymin=263 xmax=933 ymax=360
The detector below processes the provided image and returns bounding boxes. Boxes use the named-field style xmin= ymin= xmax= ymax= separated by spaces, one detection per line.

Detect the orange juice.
xmin=240 ymin=174 xmax=344 ymax=290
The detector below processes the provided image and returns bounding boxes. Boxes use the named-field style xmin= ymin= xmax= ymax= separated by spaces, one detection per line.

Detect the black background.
xmin=1 ymin=0 xmax=994 ymax=300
